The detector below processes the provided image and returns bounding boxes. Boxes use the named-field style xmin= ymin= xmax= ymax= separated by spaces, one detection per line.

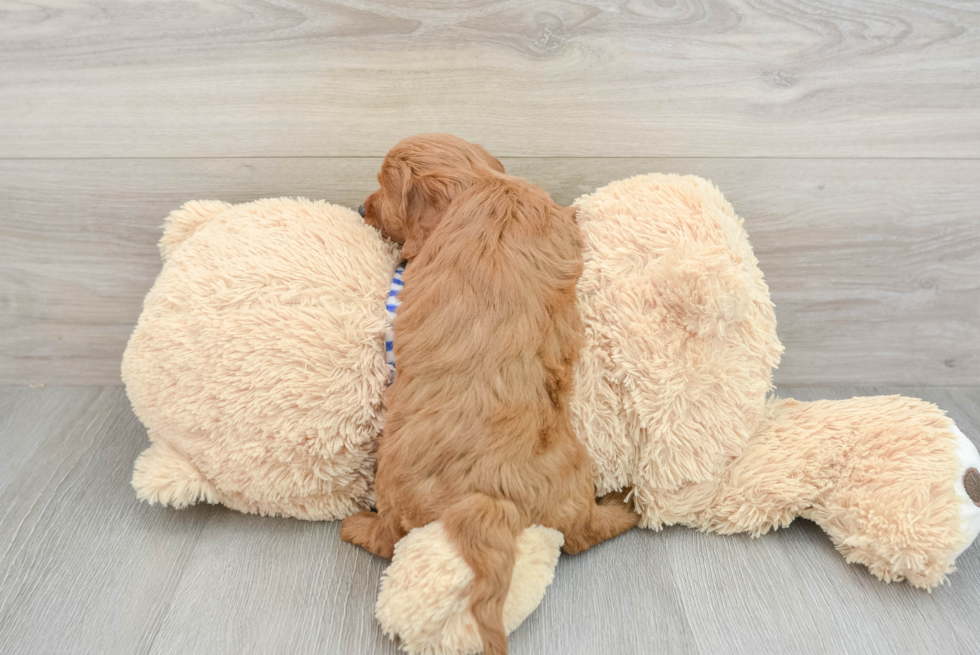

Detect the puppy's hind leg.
xmin=341 ymin=510 xmax=403 ymax=560
xmin=562 ymin=490 xmax=639 ymax=555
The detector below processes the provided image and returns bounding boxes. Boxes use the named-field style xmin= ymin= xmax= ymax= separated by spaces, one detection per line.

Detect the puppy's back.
xmin=383 ymin=174 xmax=585 ymax=655
xmin=394 ymin=174 xmax=582 ymax=390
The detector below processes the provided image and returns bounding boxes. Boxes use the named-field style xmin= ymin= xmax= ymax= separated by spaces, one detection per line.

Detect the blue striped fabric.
xmin=384 ymin=262 xmax=406 ymax=385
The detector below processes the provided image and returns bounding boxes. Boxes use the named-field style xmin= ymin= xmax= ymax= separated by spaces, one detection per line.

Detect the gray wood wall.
xmin=2 ymin=0 xmax=978 ymax=386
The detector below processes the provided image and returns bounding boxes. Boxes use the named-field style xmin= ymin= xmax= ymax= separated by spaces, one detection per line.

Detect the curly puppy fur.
xmin=341 ymin=134 xmax=639 ymax=655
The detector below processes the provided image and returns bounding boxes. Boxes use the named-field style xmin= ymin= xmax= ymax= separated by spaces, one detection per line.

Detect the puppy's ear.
xmin=400 ymin=173 xmax=448 ymax=260
xmin=400 ymin=226 xmax=426 ymax=260
xmin=384 ymin=158 xmax=414 ymax=225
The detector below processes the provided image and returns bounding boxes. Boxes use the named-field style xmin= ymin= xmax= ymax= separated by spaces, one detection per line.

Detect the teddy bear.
xmin=122 ymin=173 xmax=980 ymax=655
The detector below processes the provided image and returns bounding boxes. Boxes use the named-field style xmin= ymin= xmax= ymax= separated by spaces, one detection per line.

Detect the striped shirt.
xmin=384 ymin=262 xmax=406 ymax=385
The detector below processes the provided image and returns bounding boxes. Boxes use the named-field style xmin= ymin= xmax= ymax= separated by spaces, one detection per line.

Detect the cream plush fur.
xmin=570 ymin=176 xmax=978 ymax=589
xmin=124 ymin=174 xmax=980 ymax=654
xmin=375 ymin=523 xmax=564 ymax=655
xmin=124 ymin=198 xmax=400 ymax=519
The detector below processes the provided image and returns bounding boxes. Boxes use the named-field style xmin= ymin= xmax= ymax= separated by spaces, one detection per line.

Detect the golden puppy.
xmin=343 ymin=134 xmax=637 ymax=655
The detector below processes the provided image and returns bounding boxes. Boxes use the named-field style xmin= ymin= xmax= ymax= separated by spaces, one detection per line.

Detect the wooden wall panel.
xmin=1 ymin=0 xmax=979 ymax=158
xmin=2 ymin=157 xmax=977 ymax=385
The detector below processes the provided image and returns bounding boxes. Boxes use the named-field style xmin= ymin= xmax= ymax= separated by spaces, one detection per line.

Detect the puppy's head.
xmin=361 ymin=134 xmax=504 ymax=259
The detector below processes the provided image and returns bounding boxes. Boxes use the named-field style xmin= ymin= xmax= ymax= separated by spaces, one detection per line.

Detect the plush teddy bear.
xmin=123 ymin=173 xmax=980 ymax=655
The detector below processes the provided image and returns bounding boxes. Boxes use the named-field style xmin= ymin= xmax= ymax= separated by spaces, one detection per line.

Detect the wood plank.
xmin=513 ymin=526 xmax=698 ymax=655
xmin=2 ymin=157 xmax=977 ymax=386
xmin=0 ymin=386 xmax=102 ymax=492
xmin=1 ymin=386 xmax=978 ymax=654
xmin=2 ymin=0 xmax=979 ymax=158
xmin=144 ymin=513 xmax=399 ymax=655
xmin=0 ymin=386 xmax=213 ymax=654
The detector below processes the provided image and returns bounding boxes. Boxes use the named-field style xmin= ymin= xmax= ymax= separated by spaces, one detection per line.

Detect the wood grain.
xmin=0 ymin=387 xmax=211 ymax=654
xmin=2 ymin=157 xmax=977 ymax=386
xmin=1 ymin=0 xmax=979 ymax=158
xmin=1 ymin=386 xmax=978 ymax=654
xmin=0 ymin=386 xmax=102 ymax=491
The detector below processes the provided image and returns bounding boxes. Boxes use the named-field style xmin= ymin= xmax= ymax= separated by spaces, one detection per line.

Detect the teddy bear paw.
xmin=375 ymin=521 xmax=564 ymax=655
xmin=951 ymin=424 xmax=980 ymax=559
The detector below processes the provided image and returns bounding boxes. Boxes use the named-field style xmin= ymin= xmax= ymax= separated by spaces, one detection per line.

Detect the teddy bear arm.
xmin=685 ymin=395 xmax=980 ymax=589
xmin=795 ymin=396 xmax=980 ymax=588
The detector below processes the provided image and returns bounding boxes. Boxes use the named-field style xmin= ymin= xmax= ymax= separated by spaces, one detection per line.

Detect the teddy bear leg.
xmin=652 ymin=396 xmax=980 ymax=589
xmin=795 ymin=396 xmax=979 ymax=589
xmin=950 ymin=424 xmax=980 ymax=557
xmin=375 ymin=522 xmax=564 ymax=655
xmin=131 ymin=440 xmax=220 ymax=509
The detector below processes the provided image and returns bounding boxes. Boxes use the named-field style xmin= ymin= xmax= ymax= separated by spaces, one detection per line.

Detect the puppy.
xmin=343 ymin=134 xmax=638 ymax=655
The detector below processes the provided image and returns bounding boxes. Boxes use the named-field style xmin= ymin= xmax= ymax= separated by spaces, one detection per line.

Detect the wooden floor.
xmin=1 ymin=385 xmax=978 ymax=654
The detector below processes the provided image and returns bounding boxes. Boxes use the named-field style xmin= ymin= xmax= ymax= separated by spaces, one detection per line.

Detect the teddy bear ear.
xmin=376 ymin=521 xmax=564 ymax=654
xmin=159 ymin=200 xmax=233 ymax=262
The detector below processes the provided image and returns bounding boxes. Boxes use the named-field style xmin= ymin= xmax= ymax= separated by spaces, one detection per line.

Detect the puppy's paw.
xmin=598 ymin=488 xmax=633 ymax=509
xmin=341 ymin=510 xmax=396 ymax=559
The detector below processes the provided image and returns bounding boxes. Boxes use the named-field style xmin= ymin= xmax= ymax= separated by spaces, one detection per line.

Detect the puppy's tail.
xmin=443 ymin=493 xmax=521 ymax=655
